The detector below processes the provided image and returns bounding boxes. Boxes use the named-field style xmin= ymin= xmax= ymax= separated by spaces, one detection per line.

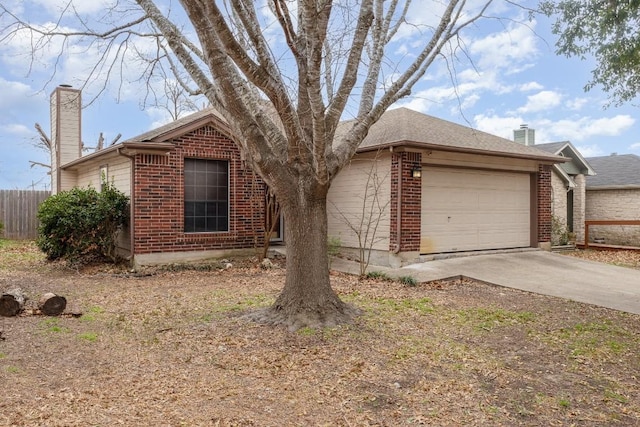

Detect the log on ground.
xmin=39 ymin=293 xmax=67 ymax=316
xmin=0 ymin=288 xmax=26 ymax=317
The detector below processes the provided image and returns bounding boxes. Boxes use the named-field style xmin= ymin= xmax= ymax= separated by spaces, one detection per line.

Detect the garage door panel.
xmin=421 ymin=168 xmax=530 ymax=254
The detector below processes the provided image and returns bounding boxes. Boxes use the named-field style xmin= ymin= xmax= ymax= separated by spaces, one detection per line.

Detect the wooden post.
xmin=0 ymin=288 xmax=26 ymax=317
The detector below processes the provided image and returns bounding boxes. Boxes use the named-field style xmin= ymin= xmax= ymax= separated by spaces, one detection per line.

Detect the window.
xmin=184 ymin=159 xmax=229 ymax=233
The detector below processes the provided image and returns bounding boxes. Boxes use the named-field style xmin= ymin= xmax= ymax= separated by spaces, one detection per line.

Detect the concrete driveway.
xmin=330 ymin=250 xmax=640 ymax=315
xmin=399 ymin=251 xmax=640 ymax=315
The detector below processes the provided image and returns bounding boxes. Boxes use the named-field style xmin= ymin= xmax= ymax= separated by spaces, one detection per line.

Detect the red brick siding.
xmin=132 ymin=125 xmax=265 ymax=255
xmin=537 ymin=164 xmax=552 ymax=243
xmin=390 ymin=152 xmax=422 ymax=252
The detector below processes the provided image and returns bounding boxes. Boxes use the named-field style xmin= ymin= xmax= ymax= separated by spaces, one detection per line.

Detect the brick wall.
xmin=586 ymin=188 xmax=640 ymax=245
xmin=390 ymin=152 xmax=422 ymax=252
xmin=537 ymin=164 xmax=552 ymax=244
xmin=132 ymin=125 xmax=266 ymax=255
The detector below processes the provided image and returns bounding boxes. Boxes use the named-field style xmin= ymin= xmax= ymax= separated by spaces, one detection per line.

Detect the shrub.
xmin=36 ymin=183 xmax=129 ymax=263
xmin=327 ymin=236 xmax=342 ymax=257
xmin=398 ymin=275 xmax=418 ymax=287
xmin=0 ymin=220 xmax=4 ymax=237
xmin=365 ymin=270 xmax=392 ymax=281
xmin=551 ymin=215 xmax=570 ymax=246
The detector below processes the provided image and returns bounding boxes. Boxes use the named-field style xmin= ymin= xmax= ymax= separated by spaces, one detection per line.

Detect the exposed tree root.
xmin=243 ymin=302 xmax=362 ymax=332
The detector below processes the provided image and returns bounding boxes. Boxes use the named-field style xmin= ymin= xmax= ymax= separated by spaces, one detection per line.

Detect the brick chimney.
xmin=50 ymin=85 xmax=81 ymax=194
xmin=513 ymin=124 xmax=535 ymax=146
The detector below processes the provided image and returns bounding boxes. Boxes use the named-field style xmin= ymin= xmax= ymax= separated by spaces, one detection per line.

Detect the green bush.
xmin=398 ymin=275 xmax=418 ymax=287
xmin=365 ymin=270 xmax=392 ymax=281
xmin=36 ymin=183 xmax=129 ymax=263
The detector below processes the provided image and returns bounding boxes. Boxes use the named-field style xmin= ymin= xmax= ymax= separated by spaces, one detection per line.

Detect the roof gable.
xmin=535 ymin=141 xmax=596 ymax=176
xmin=124 ymin=108 xmax=232 ymax=143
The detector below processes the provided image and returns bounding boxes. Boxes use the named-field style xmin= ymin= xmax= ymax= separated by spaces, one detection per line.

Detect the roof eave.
xmin=587 ymin=184 xmax=640 ymax=191
xmin=118 ymin=141 xmax=174 ymax=156
xmin=357 ymin=141 xmax=568 ymax=164
xmin=61 ymin=141 xmax=174 ymax=170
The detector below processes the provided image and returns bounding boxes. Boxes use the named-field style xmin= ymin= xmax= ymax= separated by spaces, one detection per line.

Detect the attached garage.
xmin=421 ymin=167 xmax=531 ymax=254
xmin=328 ymin=107 xmax=564 ymax=267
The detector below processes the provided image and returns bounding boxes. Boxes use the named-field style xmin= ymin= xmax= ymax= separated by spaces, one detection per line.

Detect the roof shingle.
xmin=586 ymin=154 xmax=640 ymax=188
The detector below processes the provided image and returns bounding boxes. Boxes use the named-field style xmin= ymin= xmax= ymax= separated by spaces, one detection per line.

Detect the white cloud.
xmin=517 ymin=90 xmax=562 ymax=114
xmin=0 ymin=78 xmax=34 ymax=109
xmin=0 ymin=123 xmax=32 ymax=137
xmin=33 ymin=0 xmax=119 ymax=17
xmin=473 ymin=113 xmax=524 ymax=140
xmin=573 ymin=144 xmax=606 ymax=158
xmin=519 ymin=82 xmax=543 ymax=92
xmin=629 ymin=142 xmax=640 ymax=151
xmin=536 ymin=115 xmax=635 ymax=143
xmin=144 ymin=107 xmax=174 ymax=131
xmin=469 ymin=20 xmax=539 ymax=72
xmin=565 ymin=97 xmax=589 ymax=111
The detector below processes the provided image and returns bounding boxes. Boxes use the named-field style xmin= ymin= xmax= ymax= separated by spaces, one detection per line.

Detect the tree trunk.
xmin=246 ymin=183 xmax=360 ymax=330
xmin=0 ymin=288 xmax=26 ymax=317
xmin=39 ymin=293 xmax=67 ymax=316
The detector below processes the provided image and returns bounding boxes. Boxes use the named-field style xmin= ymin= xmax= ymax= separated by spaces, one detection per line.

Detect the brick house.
xmin=51 ymin=86 xmax=270 ymax=266
xmin=584 ymin=154 xmax=640 ymax=246
xmin=49 ymin=86 xmax=563 ymax=267
xmin=327 ymin=109 xmax=565 ymax=267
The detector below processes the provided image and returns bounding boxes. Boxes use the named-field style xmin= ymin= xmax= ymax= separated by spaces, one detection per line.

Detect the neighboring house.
xmin=584 ymin=154 xmax=640 ymax=246
xmin=532 ymin=139 xmax=596 ymax=245
xmin=49 ymin=85 xmax=564 ymax=268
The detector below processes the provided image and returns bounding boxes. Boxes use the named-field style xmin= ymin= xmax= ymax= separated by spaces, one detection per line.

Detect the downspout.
xmin=393 ymin=149 xmax=402 ymax=254
xmin=117 ymin=147 xmax=136 ymax=266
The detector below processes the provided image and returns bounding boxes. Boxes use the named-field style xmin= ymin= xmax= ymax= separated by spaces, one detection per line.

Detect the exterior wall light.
xmin=412 ymin=167 xmax=422 ymax=178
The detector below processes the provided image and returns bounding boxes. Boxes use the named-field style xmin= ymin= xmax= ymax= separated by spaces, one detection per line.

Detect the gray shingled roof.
xmin=586 ymin=154 xmax=640 ymax=188
xmin=535 ymin=141 xmax=569 ymax=154
xmin=121 ymin=105 xmax=561 ymax=162
xmin=123 ymin=108 xmax=228 ymax=142
xmin=354 ymin=108 xmax=562 ymax=161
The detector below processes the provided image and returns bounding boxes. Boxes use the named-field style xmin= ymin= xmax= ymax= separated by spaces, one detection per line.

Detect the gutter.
xmin=357 ymin=141 xmax=568 ymax=164
xmin=393 ymin=148 xmax=402 ymax=254
xmin=116 ymin=147 xmax=137 ymax=266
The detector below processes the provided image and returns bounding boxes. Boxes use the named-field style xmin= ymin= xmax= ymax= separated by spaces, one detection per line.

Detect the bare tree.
xmin=330 ymin=151 xmax=391 ymax=277
xmin=1 ymin=0 xmax=494 ymax=330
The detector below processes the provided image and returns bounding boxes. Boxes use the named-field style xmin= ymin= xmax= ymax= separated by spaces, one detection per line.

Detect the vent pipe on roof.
xmin=513 ymin=124 xmax=535 ymax=146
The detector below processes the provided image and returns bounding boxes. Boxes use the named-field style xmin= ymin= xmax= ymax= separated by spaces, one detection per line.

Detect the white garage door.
xmin=421 ymin=167 xmax=531 ymax=254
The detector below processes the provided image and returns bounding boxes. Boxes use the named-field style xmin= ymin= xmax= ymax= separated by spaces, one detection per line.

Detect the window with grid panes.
xmin=184 ymin=159 xmax=229 ymax=232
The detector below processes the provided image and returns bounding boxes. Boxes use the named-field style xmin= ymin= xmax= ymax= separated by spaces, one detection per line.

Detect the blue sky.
xmin=0 ymin=0 xmax=638 ymax=190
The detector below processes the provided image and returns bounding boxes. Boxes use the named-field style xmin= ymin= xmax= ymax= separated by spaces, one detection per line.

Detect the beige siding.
xmin=327 ymin=152 xmax=391 ymax=252
xmin=586 ymin=188 xmax=640 ymax=245
xmin=50 ymin=93 xmax=59 ymax=193
xmin=423 ymin=150 xmax=540 ymax=172
xmin=551 ymin=172 xmax=567 ymax=225
xmin=573 ymin=174 xmax=586 ymax=243
xmin=50 ymin=87 xmax=82 ymax=193
xmin=73 ymin=156 xmax=133 ymax=256
xmin=75 ymin=157 xmax=131 ymax=196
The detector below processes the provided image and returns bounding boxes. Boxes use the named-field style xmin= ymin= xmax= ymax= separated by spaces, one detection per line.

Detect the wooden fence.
xmin=0 ymin=190 xmax=50 ymax=240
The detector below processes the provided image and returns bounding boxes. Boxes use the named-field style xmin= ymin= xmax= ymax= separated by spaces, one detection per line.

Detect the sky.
xmin=0 ymin=0 xmax=638 ymax=190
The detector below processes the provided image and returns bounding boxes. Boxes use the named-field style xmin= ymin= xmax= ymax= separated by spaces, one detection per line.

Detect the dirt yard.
xmin=1 ymin=241 xmax=639 ymax=426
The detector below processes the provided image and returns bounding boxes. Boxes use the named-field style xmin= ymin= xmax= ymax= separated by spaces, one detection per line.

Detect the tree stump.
xmin=39 ymin=293 xmax=67 ymax=316
xmin=0 ymin=288 xmax=26 ymax=317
